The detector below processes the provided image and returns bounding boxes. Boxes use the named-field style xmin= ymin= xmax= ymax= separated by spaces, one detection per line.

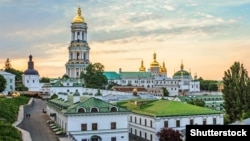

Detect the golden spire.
xmin=150 ymin=52 xmax=159 ymax=67
xmin=180 ymin=59 xmax=184 ymax=70
xmin=72 ymin=6 xmax=85 ymax=23
xmin=139 ymin=59 xmax=146 ymax=72
xmin=160 ymin=61 xmax=167 ymax=73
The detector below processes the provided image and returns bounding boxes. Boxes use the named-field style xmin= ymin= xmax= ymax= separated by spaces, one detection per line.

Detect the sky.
xmin=0 ymin=0 xmax=250 ymax=80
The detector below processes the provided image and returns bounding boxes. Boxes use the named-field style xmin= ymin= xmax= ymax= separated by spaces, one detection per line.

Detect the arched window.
xmin=110 ymin=107 xmax=118 ymax=112
xmin=91 ymin=107 xmax=99 ymax=112
xmin=78 ymin=108 xmax=86 ymax=113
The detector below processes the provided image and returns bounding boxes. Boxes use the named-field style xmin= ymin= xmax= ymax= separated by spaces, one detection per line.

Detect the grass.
xmin=117 ymin=99 xmax=222 ymax=117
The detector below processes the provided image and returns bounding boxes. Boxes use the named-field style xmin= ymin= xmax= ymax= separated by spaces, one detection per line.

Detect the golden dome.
xmin=72 ymin=7 xmax=85 ymax=23
xmin=160 ymin=61 xmax=167 ymax=73
xmin=150 ymin=52 xmax=159 ymax=67
xmin=139 ymin=60 xmax=146 ymax=72
xmin=132 ymin=88 xmax=137 ymax=93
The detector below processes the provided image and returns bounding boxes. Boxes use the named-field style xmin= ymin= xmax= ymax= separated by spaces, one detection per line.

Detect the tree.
xmin=40 ymin=77 xmax=50 ymax=83
xmin=162 ymin=87 xmax=169 ymax=96
xmin=222 ymin=61 xmax=250 ymax=123
xmin=4 ymin=58 xmax=11 ymax=70
xmin=62 ymin=74 xmax=69 ymax=79
xmin=80 ymin=63 xmax=108 ymax=89
xmin=0 ymin=74 xmax=6 ymax=93
xmin=156 ymin=128 xmax=183 ymax=141
xmin=187 ymin=99 xmax=205 ymax=107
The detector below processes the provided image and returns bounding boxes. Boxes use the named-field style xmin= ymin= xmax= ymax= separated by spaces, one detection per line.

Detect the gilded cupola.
xmin=72 ymin=7 xmax=85 ymax=23
xmin=150 ymin=52 xmax=159 ymax=67
xmin=139 ymin=60 xmax=146 ymax=72
xmin=160 ymin=61 xmax=167 ymax=73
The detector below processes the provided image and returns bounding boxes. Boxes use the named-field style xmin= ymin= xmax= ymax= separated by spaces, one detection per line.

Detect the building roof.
xmin=103 ymin=71 xmax=121 ymax=80
xmin=117 ymin=99 xmax=222 ymax=117
xmin=112 ymin=86 xmax=147 ymax=92
xmin=48 ymin=94 xmax=130 ymax=114
xmin=0 ymin=70 xmax=15 ymax=76
xmin=120 ymin=72 xmax=152 ymax=78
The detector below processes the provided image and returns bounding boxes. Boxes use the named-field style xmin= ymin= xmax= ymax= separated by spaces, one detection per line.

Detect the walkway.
xmin=17 ymin=98 xmax=59 ymax=141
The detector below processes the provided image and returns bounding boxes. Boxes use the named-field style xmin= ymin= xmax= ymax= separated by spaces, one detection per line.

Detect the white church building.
xmin=22 ymin=54 xmax=41 ymax=91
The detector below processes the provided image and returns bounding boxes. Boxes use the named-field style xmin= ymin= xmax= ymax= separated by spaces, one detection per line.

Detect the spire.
xmin=139 ymin=59 xmax=146 ymax=72
xmin=180 ymin=59 xmax=184 ymax=70
xmin=72 ymin=6 xmax=85 ymax=23
xmin=28 ymin=54 xmax=34 ymax=69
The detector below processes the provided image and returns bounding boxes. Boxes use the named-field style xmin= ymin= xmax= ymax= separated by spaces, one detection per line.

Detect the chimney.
xmin=73 ymin=92 xmax=80 ymax=103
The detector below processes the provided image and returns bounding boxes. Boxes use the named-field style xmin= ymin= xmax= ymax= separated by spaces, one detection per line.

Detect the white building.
xmin=0 ymin=70 xmax=15 ymax=94
xmin=22 ymin=55 xmax=41 ymax=91
xmin=65 ymin=6 xmax=90 ymax=79
xmin=118 ymin=99 xmax=224 ymax=141
xmin=47 ymin=93 xmax=130 ymax=141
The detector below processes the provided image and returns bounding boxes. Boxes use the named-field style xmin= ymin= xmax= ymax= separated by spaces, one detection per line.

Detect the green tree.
xmin=62 ymin=74 xmax=69 ymax=79
xmin=222 ymin=61 xmax=250 ymax=123
xmin=80 ymin=63 xmax=108 ymax=89
xmin=156 ymin=128 xmax=183 ymax=141
xmin=4 ymin=58 xmax=11 ymax=70
xmin=0 ymin=74 xmax=7 ymax=93
xmin=162 ymin=87 xmax=169 ymax=96
xmin=187 ymin=99 xmax=205 ymax=107
xmin=40 ymin=77 xmax=50 ymax=83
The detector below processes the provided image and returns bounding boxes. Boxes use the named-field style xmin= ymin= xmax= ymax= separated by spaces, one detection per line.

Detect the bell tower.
xmin=65 ymin=6 xmax=90 ymax=78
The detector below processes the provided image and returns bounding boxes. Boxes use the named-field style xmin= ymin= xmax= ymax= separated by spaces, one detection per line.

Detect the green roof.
xmin=48 ymin=96 xmax=130 ymax=114
xmin=120 ymin=72 xmax=152 ymax=78
xmin=103 ymin=71 xmax=121 ymax=79
xmin=173 ymin=70 xmax=190 ymax=77
xmin=117 ymin=99 xmax=222 ymax=117
xmin=178 ymin=95 xmax=223 ymax=102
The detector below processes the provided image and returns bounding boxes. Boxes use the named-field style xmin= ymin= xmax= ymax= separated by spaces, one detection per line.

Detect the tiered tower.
xmin=65 ymin=7 xmax=90 ymax=78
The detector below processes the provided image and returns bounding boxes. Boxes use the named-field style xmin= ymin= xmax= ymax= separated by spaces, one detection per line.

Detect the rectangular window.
xmin=164 ymin=121 xmax=168 ymax=128
xmin=139 ymin=118 xmax=141 ymax=124
xmin=135 ymin=117 xmax=137 ymax=123
xmin=176 ymin=120 xmax=180 ymax=127
xmin=92 ymin=123 xmax=98 ymax=130
xmin=150 ymin=120 xmax=153 ymax=128
xmin=111 ymin=137 xmax=116 ymax=141
xmin=130 ymin=116 xmax=132 ymax=122
xmin=81 ymin=124 xmax=87 ymax=131
xmin=150 ymin=134 xmax=153 ymax=141
xmin=190 ymin=119 xmax=194 ymax=125
xmin=111 ymin=122 xmax=116 ymax=130
xmin=213 ymin=118 xmax=216 ymax=124
xmin=145 ymin=119 xmax=147 ymax=126
xmin=203 ymin=119 xmax=206 ymax=125
xmin=145 ymin=132 xmax=147 ymax=139
xmin=82 ymin=139 xmax=87 ymax=141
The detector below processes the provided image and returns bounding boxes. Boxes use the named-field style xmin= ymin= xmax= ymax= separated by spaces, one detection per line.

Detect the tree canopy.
xmin=80 ymin=63 xmax=108 ymax=89
xmin=222 ymin=61 xmax=250 ymax=123
xmin=156 ymin=128 xmax=183 ymax=141
xmin=0 ymin=74 xmax=7 ymax=93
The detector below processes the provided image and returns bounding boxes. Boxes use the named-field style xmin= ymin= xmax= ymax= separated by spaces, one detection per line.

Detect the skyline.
xmin=0 ymin=0 xmax=250 ymax=80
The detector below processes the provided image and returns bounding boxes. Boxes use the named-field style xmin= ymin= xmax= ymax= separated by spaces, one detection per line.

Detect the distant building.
xmin=103 ymin=52 xmax=200 ymax=97
xmin=22 ymin=55 xmax=41 ymax=91
xmin=0 ymin=70 xmax=15 ymax=94
xmin=46 ymin=93 xmax=130 ymax=141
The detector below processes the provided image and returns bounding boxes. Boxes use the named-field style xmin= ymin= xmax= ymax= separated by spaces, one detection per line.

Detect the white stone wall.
xmin=22 ymin=74 xmax=40 ymax=91
xmin=0 ymin=71 xmax=15 ymax=94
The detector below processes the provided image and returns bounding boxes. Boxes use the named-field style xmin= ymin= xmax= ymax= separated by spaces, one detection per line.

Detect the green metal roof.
xmin=117 ymin=99 xmax=222 ymax=117
xmin=48 ymin=96 xmax=130 ymax=114
xmin=178 ymin=95 xmax=223 ymax=102
xmin=119 ymin=72 xmax=152 ymax=78
xmin=173 ymin=70 xmax=190 ymax=77
xmin=103 ymin=71 xmax=121 ymax=79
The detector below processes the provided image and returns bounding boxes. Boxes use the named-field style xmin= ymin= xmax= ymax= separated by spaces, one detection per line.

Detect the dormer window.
xmin=78 ymin=108 xmax=86 ymax=113
xmin=110 ymin=107 xmax=118 ymax=112
xmin=91 ymin=107 xmax=99 ymax=112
